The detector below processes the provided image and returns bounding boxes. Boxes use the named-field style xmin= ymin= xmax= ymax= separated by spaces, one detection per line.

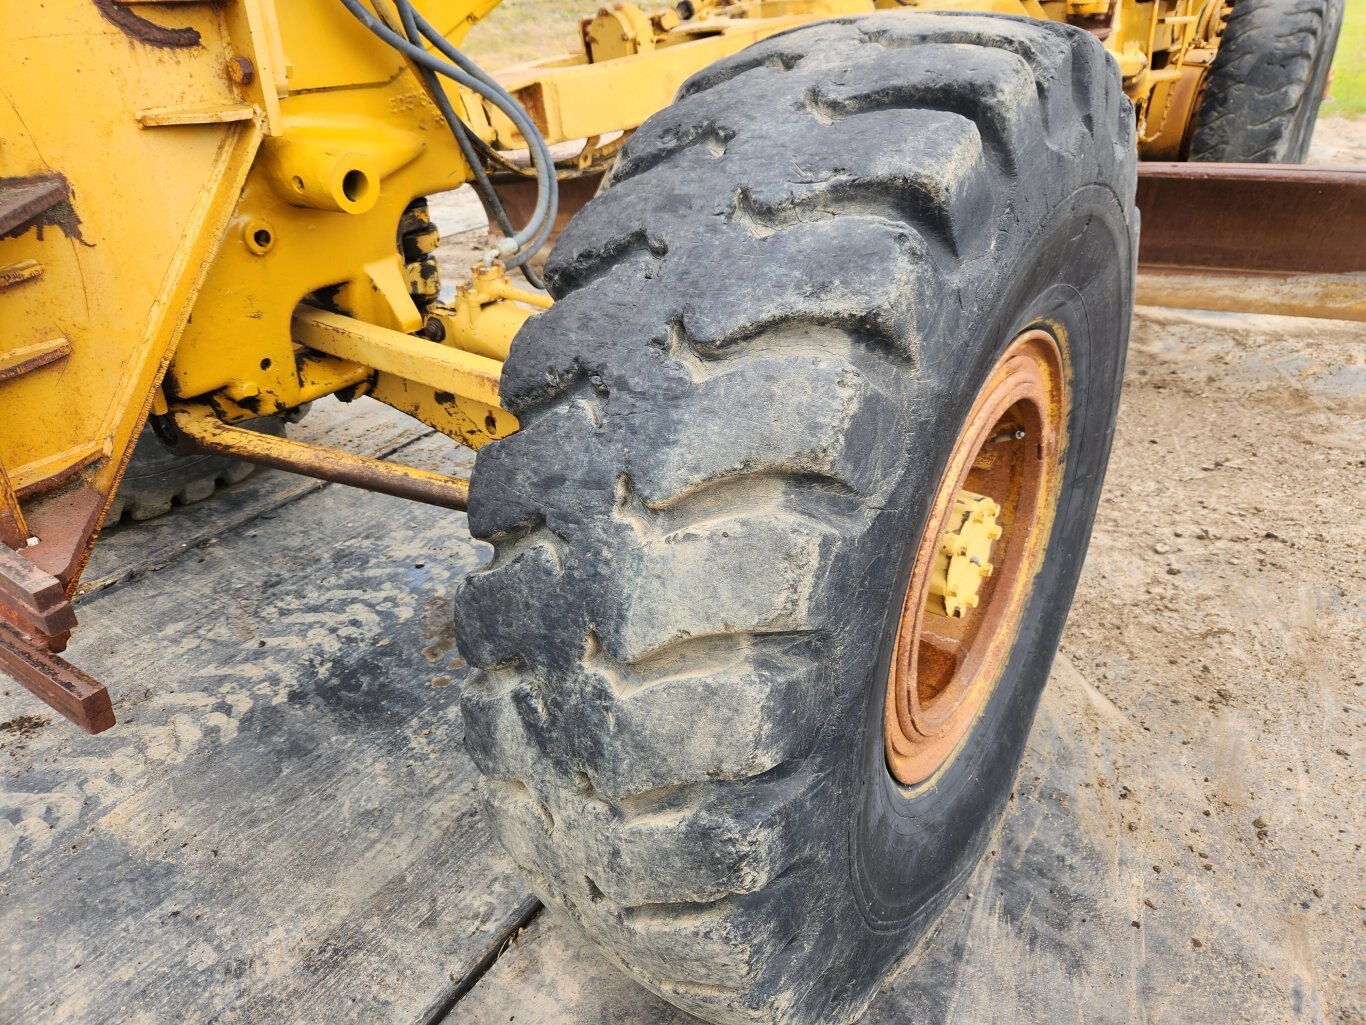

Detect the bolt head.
xmin=227 ymin=55 xmax=256 ymax=87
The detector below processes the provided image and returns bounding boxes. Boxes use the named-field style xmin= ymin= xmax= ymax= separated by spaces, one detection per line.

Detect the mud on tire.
xmin=453 ymin=13 xmax=1138 ymax=1024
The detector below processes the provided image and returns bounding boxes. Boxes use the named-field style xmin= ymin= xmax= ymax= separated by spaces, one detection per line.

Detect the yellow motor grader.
xmin=0 ymin=1 xmax=1358 ymax=1022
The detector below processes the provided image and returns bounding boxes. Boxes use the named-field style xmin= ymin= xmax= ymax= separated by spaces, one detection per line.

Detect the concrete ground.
xmin=1 ymin=135 xmax=1363 ymax=1023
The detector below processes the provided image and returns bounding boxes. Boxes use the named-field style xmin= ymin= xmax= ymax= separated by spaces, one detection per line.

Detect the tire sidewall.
xmin=840 ymin=184 xmax=1133 ymax=947
xmin=1287 ymin=0 xmax=1345 ymax=161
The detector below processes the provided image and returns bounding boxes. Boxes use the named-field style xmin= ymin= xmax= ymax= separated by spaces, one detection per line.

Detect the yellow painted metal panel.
xmin=0 ymin=1 xmax=263 ymax=502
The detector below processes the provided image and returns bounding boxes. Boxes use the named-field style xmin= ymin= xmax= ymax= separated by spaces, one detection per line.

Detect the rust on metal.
xmin=1137 ymin=164 xmax=1366 ymax=276
xmin=0 ymin=461 xmax=29 ymax=551
xmin=0 ymin=259 xmax=45 ymax=291
xmin=0 ymin=336 xmax=73 ymax=383
xmin=92 ymin=0 xmax=201 ymax=49
xmin=0 ymin=546 xmax=77 ymax=640
xmin=226 ymin=55 xmax=255 ymax=86
xmin=171 ymin=405 xmax=470 ymax=512
xmin=19 ymin=485 xmax=107 ymax=588
xmin=884 ymin=329 xmax=1065 ymax=787
xmin=485 ymin=172 xmax=605 ymax=262
xmin=1135 ymin=269 xmax=1366 ymax=322
xmin=0 ymin=621 xmax=115 ymax=734
xmin=0 ymin=174 xmax=73 ymax=239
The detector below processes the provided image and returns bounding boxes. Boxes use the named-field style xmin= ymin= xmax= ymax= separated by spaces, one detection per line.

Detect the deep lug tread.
xmin=1189 ymin=0 xmax=1344 ymax=162
xmin=453 ymin=13 xmax=1136 ymax=1024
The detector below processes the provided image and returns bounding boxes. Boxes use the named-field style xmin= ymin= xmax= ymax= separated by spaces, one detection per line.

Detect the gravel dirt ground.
xmin=0 ymin=116 xmax=1361 ymax=1025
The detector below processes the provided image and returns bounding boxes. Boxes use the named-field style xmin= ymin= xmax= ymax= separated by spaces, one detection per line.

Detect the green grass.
xmin=1323 ymin=0 xmax=1366 ymax=116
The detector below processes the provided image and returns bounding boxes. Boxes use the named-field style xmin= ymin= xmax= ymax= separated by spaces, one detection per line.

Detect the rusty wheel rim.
xmin=884 ymin=329 xmax=1066 ymax=787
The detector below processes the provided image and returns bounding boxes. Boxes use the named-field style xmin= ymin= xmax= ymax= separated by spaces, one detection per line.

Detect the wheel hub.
xmin=928 ymin=491 xmax=1003 ymax=619
xmin=883 ymin=329 xmax=1066 ymax=787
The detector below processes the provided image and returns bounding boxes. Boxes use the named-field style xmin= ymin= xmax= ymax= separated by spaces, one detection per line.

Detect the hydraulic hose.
xmin=336 ymin=0 xmax=558 ymax=278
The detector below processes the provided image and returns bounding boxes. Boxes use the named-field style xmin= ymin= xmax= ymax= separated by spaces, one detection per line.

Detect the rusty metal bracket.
xmin=169 ymin=404 xmax=470 ymax=511
xmin=0 ymin=621 xmax=114 ymax=734
xmin=0 ymin=545 xmax=113 ymax=733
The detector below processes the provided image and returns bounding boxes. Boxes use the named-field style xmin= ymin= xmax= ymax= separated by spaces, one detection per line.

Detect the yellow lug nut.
xmin=926 ymin=490 xmax=1005 ymax=619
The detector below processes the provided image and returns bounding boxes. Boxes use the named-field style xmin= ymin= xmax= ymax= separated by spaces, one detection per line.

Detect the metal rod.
xmin=171 ymin=405 xmax=469 ymax=512
xmin=0 ymin=544 xmax=76 ymax=638
xmin=293 ymin=306 xmax=504 ymax=409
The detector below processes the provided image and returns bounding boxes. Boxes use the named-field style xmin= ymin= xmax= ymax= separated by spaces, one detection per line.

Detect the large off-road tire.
xmin=104 ymin=418 xmax=285 ymax=525
xmin=453 ymin=13 xmax=1137 ymax=1024
xmin=1188 ymin=0 xmax=1344 ymax=162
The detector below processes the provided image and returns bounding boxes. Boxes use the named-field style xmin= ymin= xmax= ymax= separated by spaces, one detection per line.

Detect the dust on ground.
xmin=1057 ymin=302 xmax=1364 ymax=1020
xmin=1063 ymin=125 xmax=1365 ymax=1010
xmin=1308 ymin=115 xmax=1366 ymax=164
xmin=0 ymin=715 xmax=51 ymax=742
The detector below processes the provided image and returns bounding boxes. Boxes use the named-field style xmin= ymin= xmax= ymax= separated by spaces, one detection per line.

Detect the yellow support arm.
xmin=292 ymin=306 xmax=505 ymax=410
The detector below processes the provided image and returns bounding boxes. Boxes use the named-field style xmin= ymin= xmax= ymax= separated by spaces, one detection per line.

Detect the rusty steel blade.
xmin=1137 ymin=163 xmax=1366 ymax=276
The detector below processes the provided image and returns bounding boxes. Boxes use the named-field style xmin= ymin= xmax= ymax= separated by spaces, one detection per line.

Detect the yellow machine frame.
xmin=0 ymin=0 xmax=1229 ymax=726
